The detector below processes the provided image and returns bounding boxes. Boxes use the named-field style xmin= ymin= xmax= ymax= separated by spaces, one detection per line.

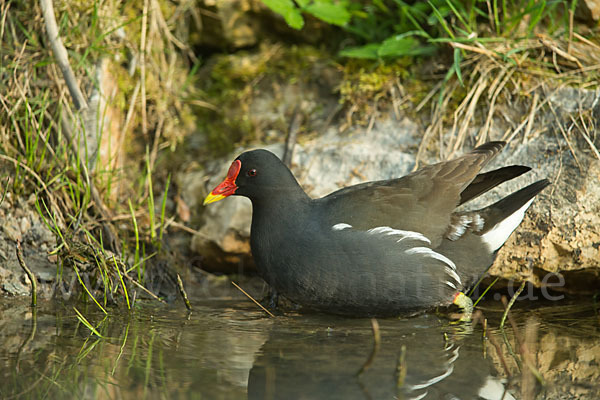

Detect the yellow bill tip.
xmin=203 ymin=192 xmax=226 ymax=205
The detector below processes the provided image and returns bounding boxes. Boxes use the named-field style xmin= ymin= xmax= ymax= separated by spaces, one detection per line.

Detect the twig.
xmin=537 ymin=34 xmax=584 ymax=70
xmin=573 ymin=32 xmax=600 ymax=52
xmin=487 ymin=331 xmax=513 ymax=378
xmin=478 ymin=67 xmax=514 ymax=145
xmin=357 ymin=318 xmax=381 ymax=376
xmin=165 ymin=218 xmax=204 ymax=236
xmin=15 ymin=307 xmax=37 ymax=372
xmin=450 ymin=64 xmax=492 ymax=156
xmin=231 ymin=281 xmax=275 ymax=318
xmin=548 ymin=103 xmax=582 ymax=171
xmin=41 ymin=0 xmax=120 ymax=252
xmin=482 ymin=316 xmax=488 ymax=358
xmin=522 ymin=92 xmax=539 ymax=143
xmin=395 ymin=344 xmax=407 ymax=389
xmin=503 ymin=86 xmax=558 ymax=143
xmin=572 ymin=114 xmax=600 ymax=160
xmin=449 ymin=41 xmax=500 ymax=60
xmin=176 ymin=273 xmax=193 ymax=311
xmin=282 ymin=105 xmax=302 ymax=168
xmin=521 ymin=317 xmax=544 ymax=400
xmin=16 ymin=240 xmax=37 ymax=307
xmin=568 ymin=10 xmax=574 ymax=55
xmin=39 ymin=0 xmax=87 ymax=110
xmin=140 ymin=0 xmax=149 ymax=137
xmin=500 ymin=281 xmax=526 ymax=329
xmin=122 ymin=273 xmax=166 ymax=304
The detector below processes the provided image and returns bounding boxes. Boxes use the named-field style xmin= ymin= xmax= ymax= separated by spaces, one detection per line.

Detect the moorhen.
xmin=204 ymin=142 xmax=549 ymax=318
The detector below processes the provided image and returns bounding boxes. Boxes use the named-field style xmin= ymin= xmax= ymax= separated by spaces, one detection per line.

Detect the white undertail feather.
xmin=481 ymin=198 xmax=535 ymax=252
xmin=472 ymin=214 xmax=484 ymax=231
xmin=447 ymin=214 xmax=485 ymax=241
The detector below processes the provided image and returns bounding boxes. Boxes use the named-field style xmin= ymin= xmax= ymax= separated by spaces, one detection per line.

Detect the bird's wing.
xmin=321 ymin=142 xmax=506 ymax=247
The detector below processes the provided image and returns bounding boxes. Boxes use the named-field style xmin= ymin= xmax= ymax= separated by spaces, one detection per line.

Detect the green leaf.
xmin=304 ymin=1 xmax=351 ymax=26
xmin=262 ymin=0 xmax=304 ymax=29
xmin=377 ymin=36 xmax=435 ymax=57
xmin=339 ymin=43 xmax=381 ymax=59
xmin=453 ymin=47 xmax=463 ymax=86
xmin=378 ymin=36 xmax=418 ymax=57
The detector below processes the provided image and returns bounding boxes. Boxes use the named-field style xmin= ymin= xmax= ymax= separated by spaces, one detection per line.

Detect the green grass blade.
xmin=113 ymin=257 xmax=130 ymax=310
xmin=473 ymin=276 xmax=500 ymax=308
xmin=73 ymin=306 xmax=106 ymax=338
xmin=128 ymin=199 xmax=141 ymax=281
xmin=158 ymin=174 xmax=171 ymax=252
xmin=74 ymin=266 xmax=107 ymax=315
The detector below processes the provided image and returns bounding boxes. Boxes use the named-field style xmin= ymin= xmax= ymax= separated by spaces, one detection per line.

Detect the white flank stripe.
xmin=444 ymin=266 xmax=462 ymax=286
xmin=481 ymin=198 xmax=535 ymax=252
xmin=367 ymin=226 xmax=396 ymax=235
xmin=445 ymin=281 xmax=457 ymax=290
xmin=367 ymin=226 xmax=431 ymax=244
xmin=405 ymin=247 xmax=462 ymax=285
xmin=332 ymin=223 xmax=353 ymax=231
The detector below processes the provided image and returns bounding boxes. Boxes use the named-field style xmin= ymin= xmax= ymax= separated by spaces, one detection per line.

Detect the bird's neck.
xmin=248 ymin=187 xmax=312 ymax=281
xmin=250 ymin=185 xmax=311 ymax=224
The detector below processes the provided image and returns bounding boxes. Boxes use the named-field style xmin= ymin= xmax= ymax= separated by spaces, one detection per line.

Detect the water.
xmin=0 ymin=297 xmax=598 ymax=399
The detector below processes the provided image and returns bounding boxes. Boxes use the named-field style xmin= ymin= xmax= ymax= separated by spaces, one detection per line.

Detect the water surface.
xmin=1 ymin=297 xmax=598 ymax=399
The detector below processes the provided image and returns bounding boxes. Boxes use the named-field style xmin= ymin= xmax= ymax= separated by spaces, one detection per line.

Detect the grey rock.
xmin=580 ymin=0 xmax=600 ymax=21
xmin=2 ymin=220 xmax=21 ymax=242
xmin=2 ymin=280 xmax=30 ymax=296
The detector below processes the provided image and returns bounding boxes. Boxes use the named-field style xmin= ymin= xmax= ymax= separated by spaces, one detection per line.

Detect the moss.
xmin=195 ymin=44 xmax=331 ymax=155
xmin=338 ymin=58 xmax=414 ymax=124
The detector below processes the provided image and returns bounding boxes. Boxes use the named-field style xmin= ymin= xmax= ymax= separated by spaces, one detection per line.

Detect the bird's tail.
xmin=477 ymin=179 xmax=550 ymax=252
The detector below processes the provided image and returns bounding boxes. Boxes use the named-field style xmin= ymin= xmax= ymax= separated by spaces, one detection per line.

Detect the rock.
xmin=2 ymin=280 xmax=30 ymax=296
xmin=2 ymin=220 xmax=21 ymax=242
xmin=0 ymin=266 xmax=10 ymax=280
xmin=580 ymin=0 xmax=600 ymax=21
xmin=473 ymin=87 xmax=600 ymax=292
xmin=0 ymin=199 xmax=57 ymax=297
xmin=19 ymin=217 xmax=31 ymax=237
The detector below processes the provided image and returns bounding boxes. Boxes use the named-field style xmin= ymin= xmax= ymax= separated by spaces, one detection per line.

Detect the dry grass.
xmin=0 ymin=0 xmax=205 ymax=308
xmin=411 ymin=32 xmax=600 ymax=165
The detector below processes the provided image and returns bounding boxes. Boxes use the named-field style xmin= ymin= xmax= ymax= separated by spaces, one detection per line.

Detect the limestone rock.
xmin=580 ymin=0 xmax=600 ymax=21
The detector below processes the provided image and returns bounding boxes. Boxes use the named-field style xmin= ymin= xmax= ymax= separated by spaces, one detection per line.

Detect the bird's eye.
xmin=247 ymin=169 xmax=257 ymax=177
